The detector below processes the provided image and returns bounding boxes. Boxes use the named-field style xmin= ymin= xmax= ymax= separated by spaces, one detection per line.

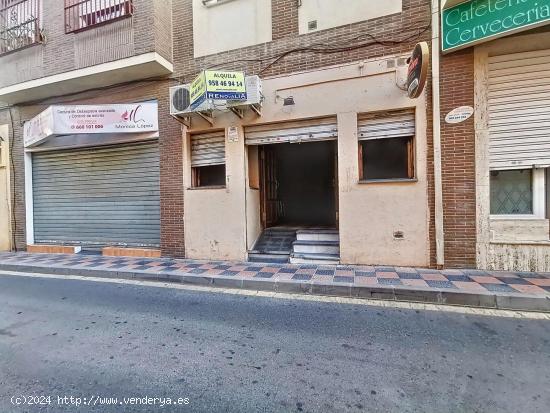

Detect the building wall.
xmin=439 ymin=48 xmax=477 ymax=268
xmin=0 ymin=0 xmax=172 ymax=89
xmin=173 ymin=0 xmax=432 ymax=81
xmin=192 ymin=0 xmax=272 ymax=58
xmin=182 ymin=60 xmax=430 ymax=266
xmin=0 ymin=124 xmax=11 ymax=250
xmin=297 ymin=0 xmax=402 ymax=35
xmin=0 ymin=80 xmax=185 ymax=257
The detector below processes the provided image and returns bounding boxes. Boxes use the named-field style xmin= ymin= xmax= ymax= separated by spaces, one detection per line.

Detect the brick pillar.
xmin=440 ymin=48 xmax=477 ymax=268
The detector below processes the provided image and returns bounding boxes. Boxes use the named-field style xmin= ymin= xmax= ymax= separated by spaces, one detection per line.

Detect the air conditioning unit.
xmin=169 ymin=84 xmax=192 ymax=116
xmin=227 ymin=75 xmax=263 ymax=108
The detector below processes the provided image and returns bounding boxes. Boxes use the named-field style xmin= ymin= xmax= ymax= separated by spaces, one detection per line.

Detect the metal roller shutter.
xmin=191 ymin=131 xmax=226 ymax=167
xmin=245 ymin=117 xmax=337 ymax=145
xmin=357 ymin=109 xmax=415 ymax=141
xmin=32 ymin=141 xmax=160 ymax=248
xmin=488 ymin=49 xmax=550 ymax=169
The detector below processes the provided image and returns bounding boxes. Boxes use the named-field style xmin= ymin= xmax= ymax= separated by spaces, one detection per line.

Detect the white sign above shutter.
xmin=24 ymin=103 xmax=159 ymax=148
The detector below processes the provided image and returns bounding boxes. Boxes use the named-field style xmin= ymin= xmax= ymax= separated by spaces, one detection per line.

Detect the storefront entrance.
xmin=245 ymin=117 xmax=340 ymax=264
xmin=259 ymin=140 xmax=337 ymax=229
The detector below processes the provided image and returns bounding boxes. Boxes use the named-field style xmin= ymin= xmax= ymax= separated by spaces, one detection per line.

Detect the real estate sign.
xmin=442 ymin=0 xmax=550 ymax=52
xmin=190 ymin=70 xmax=247 ymax=110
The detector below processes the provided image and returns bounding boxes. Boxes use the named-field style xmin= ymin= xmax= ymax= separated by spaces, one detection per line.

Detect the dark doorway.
xmin=260 ymin=141 xmax=337 ymax=228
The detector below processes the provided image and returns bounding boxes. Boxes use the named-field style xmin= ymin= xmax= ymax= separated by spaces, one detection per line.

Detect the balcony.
xmin=0 ymin=0 xmax=42 ymax=56
xmin=0 ymin=0 xmax=173 ymax=104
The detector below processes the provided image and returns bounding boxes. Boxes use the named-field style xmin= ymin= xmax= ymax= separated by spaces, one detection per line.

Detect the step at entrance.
xmin=248 ymin=228 xmax=296 ymax=263
xmin=290 ymin=229 xmax=340 ymax=264
xmin=296 ymin=229 xmax=339 ymax=242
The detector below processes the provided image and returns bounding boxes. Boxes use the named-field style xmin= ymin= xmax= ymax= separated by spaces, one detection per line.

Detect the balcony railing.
xmin=0 ymin=0 xmax=41 ymax=56
xmin=64 ymin=0 xmax=133 ymax=34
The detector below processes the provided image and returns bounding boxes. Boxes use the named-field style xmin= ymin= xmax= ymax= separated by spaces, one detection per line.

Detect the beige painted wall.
xmin=183 ymin=56 xmax=429 ymax=265
xmin=193 ymin=0 xmax=272 ymax=58
xmin=184 ymin=126 xmax=249 ymax=260
xmin=298 ymin=0 xmax=402 ymax=35
xmin=475 ymin=32 xmax=550 ymax=271
xmin=0 ymin=124 xmax=11 ymax=251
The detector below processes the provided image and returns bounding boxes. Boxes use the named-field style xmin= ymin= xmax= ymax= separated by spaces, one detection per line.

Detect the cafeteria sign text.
xmin=442 ymin=0 xmax=550 ymax=52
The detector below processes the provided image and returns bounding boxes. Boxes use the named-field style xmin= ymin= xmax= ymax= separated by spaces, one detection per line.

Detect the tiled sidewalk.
xmin=0 ymin=252 xmax=549 ymax=311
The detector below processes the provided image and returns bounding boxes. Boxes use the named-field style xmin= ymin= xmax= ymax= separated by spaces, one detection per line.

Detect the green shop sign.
xmin=442 ymin=0 xmax=550 ymax=52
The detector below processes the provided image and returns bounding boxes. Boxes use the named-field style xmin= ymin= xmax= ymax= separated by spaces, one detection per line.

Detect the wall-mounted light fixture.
xmin=283 ymin=96 xmax=295 ymax=106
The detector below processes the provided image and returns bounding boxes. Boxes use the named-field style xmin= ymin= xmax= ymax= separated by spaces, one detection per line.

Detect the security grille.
xmin=357 ymin=109 xmax=415 ymax=141
xmin=32 ymin=141 xmax=160 ymax=248
xmin=191 ymin=131 xmax=225 ymax=167
xmin=488 ymin=49 xmax=550 ymax=169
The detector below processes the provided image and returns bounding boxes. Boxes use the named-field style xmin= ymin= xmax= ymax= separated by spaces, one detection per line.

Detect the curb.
xmin=1 ymin=263 xmax=549 ymax=312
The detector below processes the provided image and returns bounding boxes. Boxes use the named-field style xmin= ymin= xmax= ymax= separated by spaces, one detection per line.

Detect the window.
xmin=0 ymin=0 xmax=42 ymax=55
xmin=64 ymin=0 xmax=133 ymax=33
xmin=191 ymin=131 xmax=226 ymax=188
xmin=357 ymin=110 xmax=415 ymax=181
xmin=359 ymin=136 xmax=414 ymax=180
xmin=490 ymin=169 xmax=546 ymax=218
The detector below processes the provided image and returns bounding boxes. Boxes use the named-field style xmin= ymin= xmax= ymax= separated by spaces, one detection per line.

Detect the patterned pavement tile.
xmin=189 ymin=268 xmax=208 ymax=275
xmin=462 ymin=269 xmax=489 ymax=276
xmin=295 ymin=269 xmax=316 ymax=275
xmin=333 ymin=276 xmax=354 ymax=284
xmin=498 ymin=277 xmax=530 ymax=285
xmin=278 ymin=267 xmax=298 ymax=274
xmin=480 ymin=283 xmax=517 ymax=293
xmin=452 ymin=281 xmax=489 ymax=293
xmin=292 ymin=274 xmax=312 ymax=281
xmin=445 ymin=274 xmax=471 ymax=282
xmin=425 ymin=280 xmax=457 ymax=289
xmin=275 ymin=272 xmax=295 ymax=280
xmin=376 ymin=271 xmax=399 ymax=279
xmin=526 ymin=278 xmax=550 ymax=286
xmin=469 ymin=276 xmax=503 ymax=284
xmin=220 ymin=270 xmax=240 ymax=277
xmin=312 ymin=275 xmax=334 ymax=283
xmin=239 ymin=271 xmax=258 ymax=278
xmin=510 ymin=284 xmax=549 ymax=295
xmin=213 ymin=265 xmax=232 ymax=270
xmin=377 ymin=278 xmax=403 ymax=286
xmin=335 ymin=269 xmax=354 ymax=277
xmin=261 ymin=267 xmax=280 ymax=273
xmin=315 ymin=269 xmax=335 ymax=276
xmin=255 ymin=272 xmax=275 ymax=279
xmin=397 ymin=272 xmax=422 ymax=280
xmin=420 ymin=273 xmax=448 ymax=281
xmin=442 ymin=269 xmax=465 ymax=276
xmin=354 ymin=276 xmax=379 ymax=286
xmin=355 ymin=271 xmax=375 ymax=277
xmin=400 ymin=279 xmax=429 ymax=288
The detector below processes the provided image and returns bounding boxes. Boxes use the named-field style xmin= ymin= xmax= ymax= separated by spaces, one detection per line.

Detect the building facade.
xmin=0 ymin=0 xmax=440 ymax=266
xmin=439 ymin=0 xmax=550 ymax=271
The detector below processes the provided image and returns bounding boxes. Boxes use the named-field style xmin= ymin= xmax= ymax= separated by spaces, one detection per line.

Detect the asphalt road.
xmin=0 ymin=273 xmax=549 ymax=413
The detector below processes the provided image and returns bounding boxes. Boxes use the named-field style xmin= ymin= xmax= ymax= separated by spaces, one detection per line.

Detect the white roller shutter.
xmin=358 ymin=109 xmax=415 ymax=141
xmin=488 ymin=49 xmax=550 ymax=169
xmin=245 ymin=118 xmax=337 ymax=145
xmin=191 ymin=131 xmax=226 ymax=167
xmin=32 ymin=141 xmax=160 ymax=248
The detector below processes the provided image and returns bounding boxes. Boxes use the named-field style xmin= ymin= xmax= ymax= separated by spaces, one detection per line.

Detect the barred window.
xmin=64 ymin=0 xmax=133 ymax=33
xmin=0 ymin=0 xmax=42 ymax=55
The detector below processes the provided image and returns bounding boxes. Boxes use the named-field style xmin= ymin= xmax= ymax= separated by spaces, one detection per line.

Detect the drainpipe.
xmin=432 ymin=0 xmax=445 ymax=268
